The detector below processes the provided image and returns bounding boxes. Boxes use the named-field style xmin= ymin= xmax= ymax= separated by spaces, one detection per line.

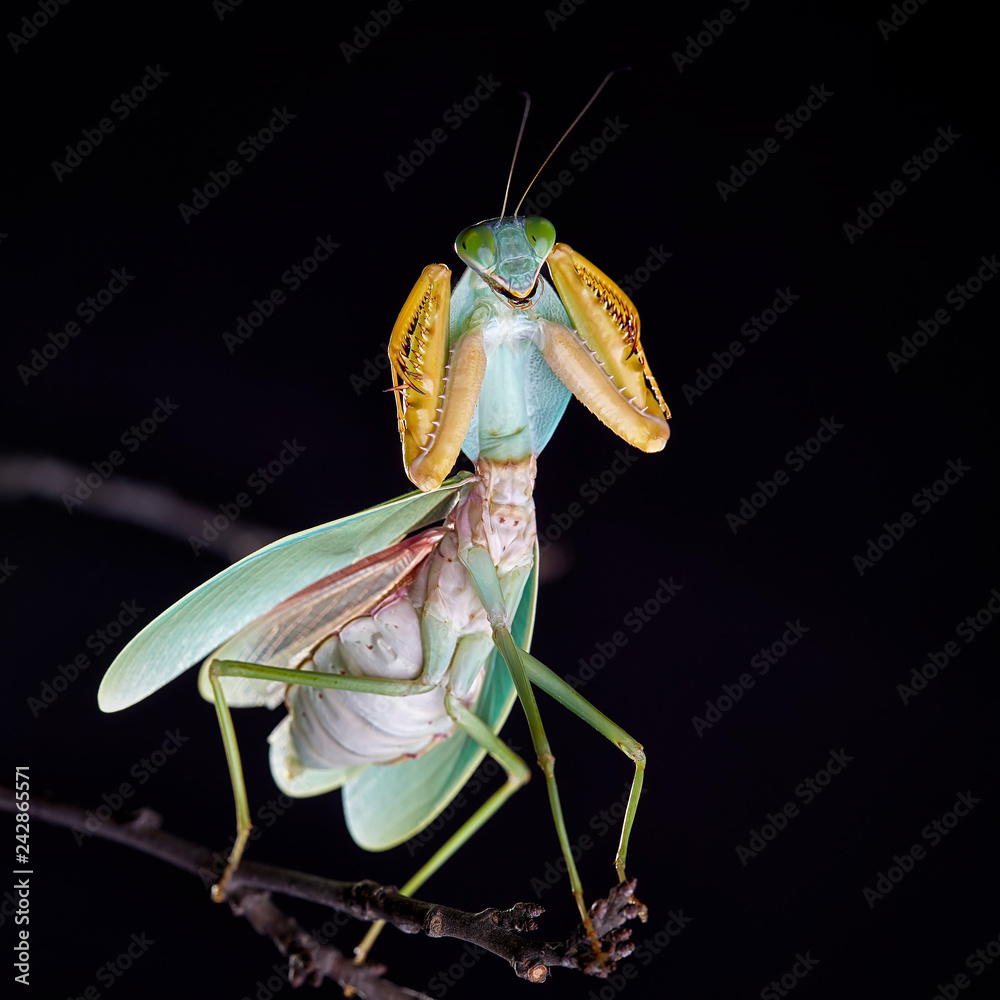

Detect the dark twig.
xmin=227 ymin=888 xmax=414 ymax=999
xmin=1 ymin=786 xmax=642 ymax=988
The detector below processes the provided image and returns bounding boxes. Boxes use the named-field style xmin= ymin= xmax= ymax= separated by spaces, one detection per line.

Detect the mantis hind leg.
xmin=353 ymin=693 xmax=531 ymax=963
xmin=516 ymin=649 xmax=646 ymax=908
xmin=205 ymin=657 xmax=435 ymax=902
xmin=490 ymin=626 xmax=608 ymax=960
xmin=461 ymin=544 xmax=645 ymax=963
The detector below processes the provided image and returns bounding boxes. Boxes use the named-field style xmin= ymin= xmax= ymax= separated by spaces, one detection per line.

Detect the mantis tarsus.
xmin=98 ymin=73 xmax=671 ymax=969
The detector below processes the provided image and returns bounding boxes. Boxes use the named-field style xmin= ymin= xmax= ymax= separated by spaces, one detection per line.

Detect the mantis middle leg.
xmin=206 ymin=658 xmax=437 ymax=900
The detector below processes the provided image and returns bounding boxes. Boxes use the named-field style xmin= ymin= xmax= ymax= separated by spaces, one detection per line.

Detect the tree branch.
xmin=1 ymin=786 xmax=642 ymax=991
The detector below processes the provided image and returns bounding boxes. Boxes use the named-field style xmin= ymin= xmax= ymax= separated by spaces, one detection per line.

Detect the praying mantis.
xmin=98 ymin=74 xmax=671 ymax=968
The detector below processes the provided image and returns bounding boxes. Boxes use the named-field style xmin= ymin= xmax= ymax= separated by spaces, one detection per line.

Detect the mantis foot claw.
xmin=211 ymin=824 xmax=253 ymax=903
xmin=569 ymin=879 xmax=645 ymax=976
xmin=211 ymin=870 xmax=233 ymax=903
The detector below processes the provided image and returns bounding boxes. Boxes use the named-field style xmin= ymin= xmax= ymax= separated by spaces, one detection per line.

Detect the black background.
xmin=2 ymin=1 xmax=998 ymax=998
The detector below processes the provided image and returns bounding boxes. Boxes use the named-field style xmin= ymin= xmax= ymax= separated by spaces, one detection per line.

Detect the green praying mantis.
xmin=98 ymin=73 xmax=672 ymax=968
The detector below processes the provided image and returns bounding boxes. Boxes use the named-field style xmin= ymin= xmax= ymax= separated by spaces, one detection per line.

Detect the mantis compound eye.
xmin=455 ymin=224 xmax=497 ymax=270
xmin=523 ymin=216 xmax=556 ymax=258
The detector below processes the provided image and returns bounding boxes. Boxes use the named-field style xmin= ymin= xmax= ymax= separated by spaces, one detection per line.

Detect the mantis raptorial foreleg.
xmin=206 ymin=659 xmax=436 ymax=900
xmin=354 ymin=694 xmax=531 ymax=963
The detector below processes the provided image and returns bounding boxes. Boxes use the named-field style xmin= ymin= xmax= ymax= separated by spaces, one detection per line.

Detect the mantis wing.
xmin=341 ymin=549 xmax=538 ymax=851
xmin=98 ymin=475 xmax=473 ymax=713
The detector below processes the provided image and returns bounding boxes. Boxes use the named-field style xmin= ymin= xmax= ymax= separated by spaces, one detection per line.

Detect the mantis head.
xmin=455 ymin=216 xmax=556 ymax=304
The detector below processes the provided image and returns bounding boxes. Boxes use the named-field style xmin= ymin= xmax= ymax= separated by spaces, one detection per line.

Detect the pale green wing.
xmin=341 ymin=548 xmax=539 ymax=851
xmin=98 ymin=476 xmax=472 ymax=713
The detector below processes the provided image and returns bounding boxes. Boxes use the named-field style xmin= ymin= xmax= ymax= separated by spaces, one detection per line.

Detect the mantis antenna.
xmin=499 ymin=92 xmax=532 ymax=220
xmin=513 ymin=67 xmax=630 ymax=217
